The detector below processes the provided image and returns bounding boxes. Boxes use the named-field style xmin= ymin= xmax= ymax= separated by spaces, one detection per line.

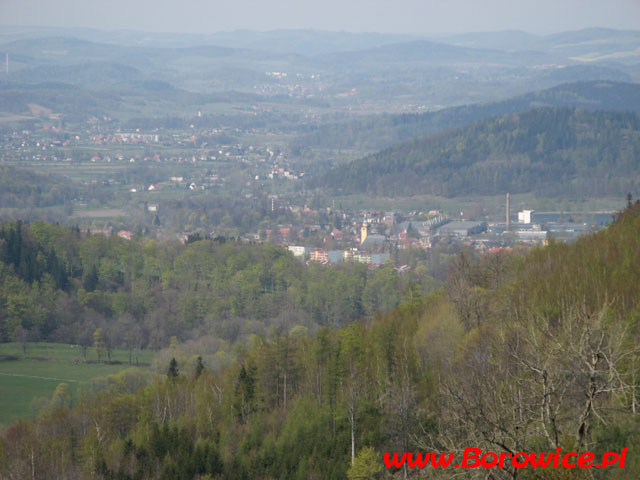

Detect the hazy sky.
xmin=2 ymin=0 xmax=639 ymax=35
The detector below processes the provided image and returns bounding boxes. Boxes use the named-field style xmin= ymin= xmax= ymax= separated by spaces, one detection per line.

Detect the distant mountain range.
xmin=0 ymin=26 xmax=639 ymax=128
xmin=0 ymin=26 xmax=419 ymax=54
xmin=321 ymin=107 xmax=640 ymax=198
xmin=2 ymin=26 xmax=640 ymax=61
xmin=0 ymin=27 xmax=637 ymax=95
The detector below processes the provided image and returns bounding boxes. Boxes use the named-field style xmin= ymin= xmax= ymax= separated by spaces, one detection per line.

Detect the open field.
xmin=27 ymin=103 xmax=53 ymax=116
xmin=0 ymin=342 xmax=154 ymax=427
xmin=0 ymin=113 xmax=35 ymax=122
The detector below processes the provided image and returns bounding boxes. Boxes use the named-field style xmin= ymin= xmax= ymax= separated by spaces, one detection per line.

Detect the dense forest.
xmin=322 ymin=107 xmax=640 ymax=198
xmin=2 ymin=203 xmax=640 ymax=479
xmin=0 ymin=220 xmax=440 ymax=357
xmin=0 ymin=166 xmax=86 ymax=209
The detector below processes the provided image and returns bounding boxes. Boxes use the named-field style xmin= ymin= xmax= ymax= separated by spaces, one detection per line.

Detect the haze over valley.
xmin=1 ymin=4 xmax=640 ymax=478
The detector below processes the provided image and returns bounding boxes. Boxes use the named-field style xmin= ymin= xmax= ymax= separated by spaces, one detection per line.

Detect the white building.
xmin=288 ymin=246 xmax=310 ymax=257
xmin=518 ymin=210 xmax=535 ymax=224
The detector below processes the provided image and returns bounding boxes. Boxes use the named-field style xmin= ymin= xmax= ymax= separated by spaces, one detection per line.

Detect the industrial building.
xmin=437 ymin=221 xmax=487 ymax=237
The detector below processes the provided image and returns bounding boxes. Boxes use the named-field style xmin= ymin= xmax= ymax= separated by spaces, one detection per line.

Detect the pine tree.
xmin=167 ymin=357 xmax=179 ymax=379
xmin=84 ymin=264 xmax=99 ymax=292
xmin=195 ymin=356 xmax=205 ymax=379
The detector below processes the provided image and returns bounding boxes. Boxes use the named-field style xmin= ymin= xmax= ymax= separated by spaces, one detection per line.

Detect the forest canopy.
xmin=3 ymin=202 xmax=640 ymax=479
xmin=0 ymin=220 xmax=436 ymax=353
xmin=322 ymin=108 xmax=640 ymax=198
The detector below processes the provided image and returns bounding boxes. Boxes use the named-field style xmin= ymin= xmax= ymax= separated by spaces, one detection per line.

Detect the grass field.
xmin=0 ymin=342 xmax=154 ymax=428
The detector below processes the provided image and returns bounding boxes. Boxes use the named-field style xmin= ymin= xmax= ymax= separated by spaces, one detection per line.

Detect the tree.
xmin=233 ymin=363 xmax=256 ymax=423
xmin=341 ymin=323 xmax=364 ymax=465
xmin=83 ymin=264 xmax=99 ymax=292
xmin=195 ymin=356 xmax=205 ymax=379
xmin=93 ymin=328 xmax=105 ymax=362
xmin=118 ymin=313 xmax=142 ymax=365
xmin=347 ymin=446 xmax=383 ymax=480
xmin=77 ymin=319 xmax=95 ymax=362
xmin=51 ymin=382 xmax=72 ymax=409
xmin=14 ymin=325 xmax=29 ymax=355
xmin=167 ymin=357 xmax=179 ymax=379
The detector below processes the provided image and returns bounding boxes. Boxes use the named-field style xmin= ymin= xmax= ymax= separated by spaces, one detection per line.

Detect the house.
xmin=310 ymin=249 xmax=329 ymax=263
xmin=384 ymin=211 xmax=398 ymax=225
xmin=288 ymin=246 xmax=310 ymax=257
xmin=354 ymin=252 xmax=371 ymax=264
xmin=117 ymin=230 xmax=134 ymax=240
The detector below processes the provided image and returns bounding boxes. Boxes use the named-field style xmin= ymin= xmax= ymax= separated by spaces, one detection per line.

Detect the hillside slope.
xmin=294 ymin=81 xmax=640 ymax=152
xmin=3 ymin=204 xmax=640 ymax=479
xmin=321 ymin=107 xmax=640 ymax=197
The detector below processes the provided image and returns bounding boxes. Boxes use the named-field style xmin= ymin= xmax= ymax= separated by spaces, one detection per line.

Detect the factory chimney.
xmin=506 ymin=192 xmax=510 ymax=231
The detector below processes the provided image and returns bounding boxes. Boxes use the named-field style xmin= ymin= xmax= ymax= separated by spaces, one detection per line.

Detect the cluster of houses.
xmin=280 ymin=212 xmax=451 ymax=267
xmin=272 ymin=206 xmax=608 ymax=267
xmin=90 ymin=133 xmax=159 ymax=144
xmin=287 ymin=244 xmax=391 ymax=267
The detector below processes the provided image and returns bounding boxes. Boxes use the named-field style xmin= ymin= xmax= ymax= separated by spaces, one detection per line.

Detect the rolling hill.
xmin=321 ymin=107 xmax=640 ymax=198
xmin=293 ymin=81 xmax=640 ymax=152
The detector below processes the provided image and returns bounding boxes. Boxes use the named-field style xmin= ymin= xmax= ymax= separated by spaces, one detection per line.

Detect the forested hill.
xmin=321 ymin=107 xmax=640 ymax=197
xmin=294 ymin=81 xmax=640 ymax=152
xmin=0 ymin=220 xmax=435 ymax=352
xmin=0 ymin=165 xmax=81 ymax=208
xmin=3 ymin=202 xmax=640 ymax=479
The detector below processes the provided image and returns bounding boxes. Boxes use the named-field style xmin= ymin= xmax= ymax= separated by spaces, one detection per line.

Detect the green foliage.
xmin=167 ymin=357 xmax=179 ymax=378
xmin=0 ymin=220 xmax=69 ymax=290
xmin=0 ymin=220 xmax=428 ymax=349
xmin=0 ymin=342 xmax=153 ymax=427
xmin=324 ymin=108 xmax=640 ymax=198
xmin=93 ymin=328 xmax=105 ymax=362
xmin=0 ymin=166 xmax=113 ymax=210
xmin=347 ymin=446 xmax=383 ymax=480
xmin=0 ymin=166 xmax=79 ymax=209
xmin=4 ymin=206 xmax=640 ymax=478
xmin=194 ymin=356 xmax=205 ymax=379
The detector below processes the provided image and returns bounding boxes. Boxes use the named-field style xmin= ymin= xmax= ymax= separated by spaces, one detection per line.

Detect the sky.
xmin=1 ymin=0 xmax=639 ymax=35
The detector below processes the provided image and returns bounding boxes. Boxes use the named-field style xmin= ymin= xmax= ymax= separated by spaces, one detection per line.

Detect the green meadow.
xmin=0 ymin=342 xmax=154 ymax=427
